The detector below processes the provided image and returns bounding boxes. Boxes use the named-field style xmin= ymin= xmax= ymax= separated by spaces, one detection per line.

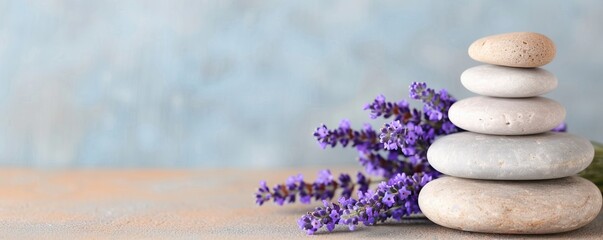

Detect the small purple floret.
xmin=552 ymin=122 xmax=567 ymax=132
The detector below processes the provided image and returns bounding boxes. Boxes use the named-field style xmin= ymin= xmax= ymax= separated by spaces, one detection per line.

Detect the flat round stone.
xmin=461 ymin=65 xmax=557 ymax=98
xmin=468 ymin=32 xmax=556 ymax=68
xmin=419 ymin=176 xmax=602 ymax=234
xmin=449 ymin=96 xmax=565 ymax=135
xmin=427 ymin=132 xmax=594 ymax=180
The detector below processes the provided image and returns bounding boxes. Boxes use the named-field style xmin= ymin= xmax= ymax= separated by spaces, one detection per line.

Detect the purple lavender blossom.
xmin=298 ymin=200 xmax=342 ymax=234
xmin=255 ymin=170 xmax=371 ymax=206
xmin=379 ymin=121 xmax=435 ymax=165
xmin=355 ymin=172 xmax=370 ymax=193
xmin=259 ymin=82 xmax=455 ymax=233
xmin=363 ymin=94 xmax=413 ymax=121
xmin=380 ymin=120 xmax=405 ymax=151
xmin=313 ymin=119 xmax=381 ymax=151
xmin=552 ymin=122 xmax=567 ymax=132
xmin=338 ymin=173 xmax=354 ymax=198
xmin=314 ymin=82 xmax=457 ymax=178
xmin=374 ymin=82 xmax=458 ymax=172
xmin=358 ymin=151 xmax=405 ymax=178
xmin=261 ymin=82 xmax=454 ymax=204
xmin=409 ymin=82 xmax=456 ymax=124
xmin=255 ymin=180 xmax=271 ymax=205
xmin=298 ymin=172 xmax=434 ymax=235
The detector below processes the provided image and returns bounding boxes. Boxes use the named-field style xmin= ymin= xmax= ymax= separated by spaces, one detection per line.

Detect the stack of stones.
xmin=418 ymin=32 xmax=603 ymax=234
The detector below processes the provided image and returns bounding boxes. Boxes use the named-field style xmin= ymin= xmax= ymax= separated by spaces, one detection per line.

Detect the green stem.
xmin=579 ymin=141 xmax=603 ymax=192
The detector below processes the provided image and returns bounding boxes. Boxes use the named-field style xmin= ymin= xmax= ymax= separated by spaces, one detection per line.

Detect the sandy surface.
xmin=0 ymin=168 xmax=601 ymax=239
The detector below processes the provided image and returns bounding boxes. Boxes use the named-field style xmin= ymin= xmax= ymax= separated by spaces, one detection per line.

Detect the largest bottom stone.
xmin=418 ymin=176 xmax=602 ymax=234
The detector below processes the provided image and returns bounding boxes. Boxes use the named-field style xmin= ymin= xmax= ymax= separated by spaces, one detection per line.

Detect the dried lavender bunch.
xmin=256 ymin=82 xmax=456 ymax=207
xmin=256 ymin=82 xmax=458 ymax=235
xmin=255 ymin=170 xmax=370 ymax=206
xmin=298 ymin=172 xmax=433 ymax=235
xmin=314 ymin=82 xmax=458 ymax=178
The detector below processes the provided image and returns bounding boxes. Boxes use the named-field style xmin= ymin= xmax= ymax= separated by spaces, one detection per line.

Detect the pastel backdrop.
xmin=0 ymin=0 xmax=602 ymax=167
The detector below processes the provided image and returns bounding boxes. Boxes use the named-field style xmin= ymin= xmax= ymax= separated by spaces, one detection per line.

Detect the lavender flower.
xmin=313 ymin=120 xmax=381 ymax=151
xmin=379 ymin=121 xmax=434 ymax=166
xmin=258 ymin=82 xmax=455 ymax=233
xmin=298 ymin=172 xmax=434 ymax=235
xmin=364 ymin=94 xmax=412 ymax=121
xmin=314 ymin=82 xmax=457 ymax=178
xmin=409 ymin=82 xmax=457 ymax=132
xmin=255 ymin=170 xmax=371 ymax=206
xmin=354 ymin=172 xmax=370 ymax=193
xmin=409 ymin=82 xmax=455 ymax=123
xmin=255 ymin=181 xmax=271 ymax=205
xmin=552 ymin=122 xmax=567 ymax=132
xmin=372 ymin=82 xmax=458 ymax=173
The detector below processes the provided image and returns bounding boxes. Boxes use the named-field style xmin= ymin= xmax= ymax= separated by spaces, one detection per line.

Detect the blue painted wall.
xmin=1 ymin=0 xmax=602 ymax=167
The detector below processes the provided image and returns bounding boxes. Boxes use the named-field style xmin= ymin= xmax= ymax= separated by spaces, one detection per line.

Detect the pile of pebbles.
xmin=419 ymin=32 xmax=602 ymax=234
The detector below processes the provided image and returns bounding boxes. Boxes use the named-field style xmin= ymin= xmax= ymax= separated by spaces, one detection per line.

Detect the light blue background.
xmin=1 ymin=0 xmax=602 ymax=168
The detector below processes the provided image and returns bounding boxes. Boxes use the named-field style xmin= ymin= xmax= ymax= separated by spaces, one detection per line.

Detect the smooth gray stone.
xmin=449 ymin=96 xmax=565 ymax=135
xmin=427 ymin=132 xmax=594 ymax=180
xmin=461 ymin=65 xmax=557 ymax=98
xmin=419 ymin=176 xmax=602 ymax=234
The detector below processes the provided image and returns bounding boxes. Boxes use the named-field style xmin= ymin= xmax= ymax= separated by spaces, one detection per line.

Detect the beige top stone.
xmin=468 ymin=32 xmax=556 ymax=68
xmin=419 ymin=176 xmax=603 ymax=234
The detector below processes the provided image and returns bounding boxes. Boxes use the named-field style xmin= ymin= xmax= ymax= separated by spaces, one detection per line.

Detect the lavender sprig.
xmin=409 ymin=82 xmax=454 ymax=122
xmin=313 ymin=82 xmax=458 ymax=178
xmin=313 ymin=120 xmax=381 ymax=151
xmin=408 ymin=82 xmax=457 ymax=134
xmin=298 ymin=172 xmax=433 ymax=235
xmin=255 ymin=170 xmax=371 ymax=206
xmin=363 ymin=94 xmax=420 ymax=123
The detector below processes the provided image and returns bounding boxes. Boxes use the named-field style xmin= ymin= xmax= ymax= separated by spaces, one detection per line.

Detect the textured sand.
xmin=0 ymin=168 xmax=601 ymax=239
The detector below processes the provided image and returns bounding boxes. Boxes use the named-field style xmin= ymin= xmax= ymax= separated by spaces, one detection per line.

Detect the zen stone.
xmin=448 ymin=96 xmax=565 ymax=135
xmin=427 ymin=132 xmax=594 ymax=180
xmin=461 ymin=65 xmax=557 ymax=98
xmin=419 ymin=176 xmax=602 ymax=234
xmin=468 ymin=32 xmax=556 ymax=68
